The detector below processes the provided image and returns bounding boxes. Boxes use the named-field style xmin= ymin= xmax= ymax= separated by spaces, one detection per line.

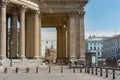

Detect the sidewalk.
xmin=0 ymin=73 xmax=105 ymax=80
xmin=0 ymin=65 xmax=119 ymax=80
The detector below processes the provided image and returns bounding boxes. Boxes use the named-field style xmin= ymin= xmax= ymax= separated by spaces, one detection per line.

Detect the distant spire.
xmin=46 ymin=41 xmax=49 ymax=49
xmin=114 ymin=28 xmax=117 ymax=36
xmin=45 ymin=41 xmax=49 ymax=57
xmin=50 ymin=41 xmax=54 ymax=50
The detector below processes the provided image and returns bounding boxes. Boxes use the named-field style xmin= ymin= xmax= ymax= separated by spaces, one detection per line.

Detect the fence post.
xmin=36 ymin=66 xmax=38 ymax=73
xmin=88 ymin=67 xmax=90 ymax=73
xmin=92 ymin=67 xmax=94 ymax=74
xmin=4 ymin=68 xmax=7 ymax=73
xmin=61 ymin=66 xmax=63 ymax=73
xmin=100 ymin=67 xmax=102 ymax=77
xmin=73 ymin=66 xmax=75 ymax=73
xmin=49 ymin=66 xmax=51 ymax=73
xmin=16 ymin=67 xmax=18 ymax=73
xmin=26 ymin=68 xmax=29 ymax=73
xmin=80 ymin=67 xmax=82 ymax=73
xmin=106 ymin=68 xmax=108 ymax=78
xmin=95 ymin=67 xmax=98 ymax=75
xmin=113 ymin=68 xmax=115 ymax=79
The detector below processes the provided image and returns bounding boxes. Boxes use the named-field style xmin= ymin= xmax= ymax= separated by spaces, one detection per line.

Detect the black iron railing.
xmin=1 ymin=65 xmax=120 ymax=79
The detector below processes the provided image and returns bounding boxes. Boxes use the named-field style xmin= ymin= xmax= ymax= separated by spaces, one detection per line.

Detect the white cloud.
xmin=85 ymin=30 xmax=119 ymax=39
xmin=41 ymin=31 xmax=56 ymax=41
xmin=41 ymin=30 xmax=119 ymax=40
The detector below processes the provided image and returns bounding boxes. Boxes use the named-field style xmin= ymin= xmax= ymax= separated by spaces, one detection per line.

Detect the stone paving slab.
xmin=0 ymin=73 xmax=107 ymax=80
xmin=0 ymin=65 xmax=120 ymax=80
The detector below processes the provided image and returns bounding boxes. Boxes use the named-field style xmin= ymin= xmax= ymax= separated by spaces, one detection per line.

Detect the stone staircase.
xmin=2 ymin=58 xmax=42 ymax=67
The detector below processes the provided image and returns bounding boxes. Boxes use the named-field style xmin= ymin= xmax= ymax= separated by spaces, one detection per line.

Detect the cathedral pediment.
xmin=39 ymin=0 xmax=88 ymax=13
xmin=8 ymin=0 xmax=88 ymax=12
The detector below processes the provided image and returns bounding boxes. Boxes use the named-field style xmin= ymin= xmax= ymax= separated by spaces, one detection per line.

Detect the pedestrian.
xmin=0 ymin=60 xmax=2 ymax=66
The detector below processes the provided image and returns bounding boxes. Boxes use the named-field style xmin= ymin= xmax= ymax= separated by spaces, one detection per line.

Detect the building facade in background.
xmin=104 ymin=35 xmax=120 ymax=66
xmin=85 ymin=35 xmax=107 ymax=58
xmin=85 ymin=35 xmax=108 ymax=66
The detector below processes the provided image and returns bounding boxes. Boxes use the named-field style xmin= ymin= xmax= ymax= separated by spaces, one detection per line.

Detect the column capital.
xmin=69 ymin=11 xmax=77 ymax=17
xmin=20 ymin=5 xmax=26 ymax=13
xmin=12 ymin=8 xmax=19 ymax=14
xmin=1 ymin=0 xmax=9 ymax=7
xmin=77 ymin=11 xmax=85 ymax=17
xmin=35 ymin=10 xmax=40 ymax=14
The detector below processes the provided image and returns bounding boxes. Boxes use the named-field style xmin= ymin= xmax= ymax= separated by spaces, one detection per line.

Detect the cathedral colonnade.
xmin=0 ymin=0 xmax=88 ymax=65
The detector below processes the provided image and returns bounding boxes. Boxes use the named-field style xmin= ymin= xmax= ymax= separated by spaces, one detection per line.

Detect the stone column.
xmin=6 ymin=15 xmax=9 ymax=58
xmin=75 ymin=14 xmax=80 ymax=59
xmin=62 ymin=26 xmax=67 ymax=62
xmin=0 ymin=2 xmax=7 ymax=59
xmin=34 ymin=10 xmax=41 ymax=58
xmin=77 ymin=11 xmax=85 ymax=64
xmin=20 ymin=5 xmax=26 ymax=58
xmin=68 ymin=12 xmax=76 ymax=61
xmin=56 ymin=27 xmax=63 ymax=63
xmin=10 ymin=11 xmax=18 ymax=58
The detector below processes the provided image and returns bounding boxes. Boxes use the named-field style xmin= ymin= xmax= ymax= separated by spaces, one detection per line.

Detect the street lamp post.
xmin=116 ymin=36 xmax=120 ymax=67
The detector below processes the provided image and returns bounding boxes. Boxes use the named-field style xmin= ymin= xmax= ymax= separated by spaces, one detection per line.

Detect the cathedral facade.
xmin=0 ymin=0 xmax=89 ymax=65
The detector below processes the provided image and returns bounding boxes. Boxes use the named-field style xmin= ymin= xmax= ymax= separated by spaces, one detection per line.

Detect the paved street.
xmin=0 ymin=65 xmax=120 ymax=80
xmin=0 ymin=73 xmax=106 ymax=80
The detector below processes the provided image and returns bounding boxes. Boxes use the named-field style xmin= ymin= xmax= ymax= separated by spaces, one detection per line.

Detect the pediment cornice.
xmin=40 ymin=0 xmax=88 ymax=6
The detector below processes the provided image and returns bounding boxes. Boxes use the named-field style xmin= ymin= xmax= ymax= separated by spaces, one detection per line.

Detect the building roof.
xmin=104 ymin=34 xmax=120 ymax=41
xmin=86 ymin=35 xmax=110 ymax=41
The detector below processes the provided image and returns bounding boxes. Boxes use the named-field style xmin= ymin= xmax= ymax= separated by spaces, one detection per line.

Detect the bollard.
xmin=80 ymin=68 xmax=82 ymax=73
xmin=4 ymin=68 xmax=7 ymax=73
xmin=92 ymin=67 xmax=94 ymax=74
xmin=61 ymin=66 xmax=63 ymax=73
xmin=75 ymin=61 xmax=77 ymax=68
xmin=106 ymin=68 xmax=108 ymax=78
xmin=49 ymin=66 xmax=51 ymax=73
xmin=100 ymin=67 xmax=102 ymax=77
xmin=26 ymin=68 xmax=29 ymax=73
xmin=95 ymin=67 xmax=98 ymax=75
xmin=36 ymin=66 xmax=38 ymax=73
xmin=88 ymin=67 xmax=90 ymax=73
xmin=113 ymin=68 xmax=115 ymax=79
xmin=85 ymin=67 xmax=87 ymax=73
xmin=16 ymin=67 xmax=18 ymax=73
xmin=69 ymin=61 xmax=72 ymax=68
xmin=73 ymin=66 xmax=75 ymax=73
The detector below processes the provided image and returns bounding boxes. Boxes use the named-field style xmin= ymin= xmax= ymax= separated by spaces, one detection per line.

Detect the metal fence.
xmin=88 ymin=67 xmax=120 ymax=79
xmin=1 ymin=65 xmax=120 ymax=79
xmin=0 ymin=66 xmax=86 ymax=74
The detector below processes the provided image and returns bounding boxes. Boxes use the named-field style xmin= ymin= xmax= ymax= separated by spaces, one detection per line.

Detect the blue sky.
xmin=85 ymin=0 xmax=120 ymax=37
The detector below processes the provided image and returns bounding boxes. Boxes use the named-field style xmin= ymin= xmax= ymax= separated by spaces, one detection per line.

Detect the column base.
xmin=20 ymin=55 xmax=26 ymax=59
xmin=34 ymin=56 xmax=40 ymax=59
xmin=77 ymin=56 xmax=86 ymax=66
xmin=56 ymin=58 xmax=69 ymax=64
xmin=0 ymin=58 xmax=10 ymax=66
xmin=56 ymin=58 xmax=62 ymax=64
xmin=0 ymin=55 xmax=6 ymax=59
